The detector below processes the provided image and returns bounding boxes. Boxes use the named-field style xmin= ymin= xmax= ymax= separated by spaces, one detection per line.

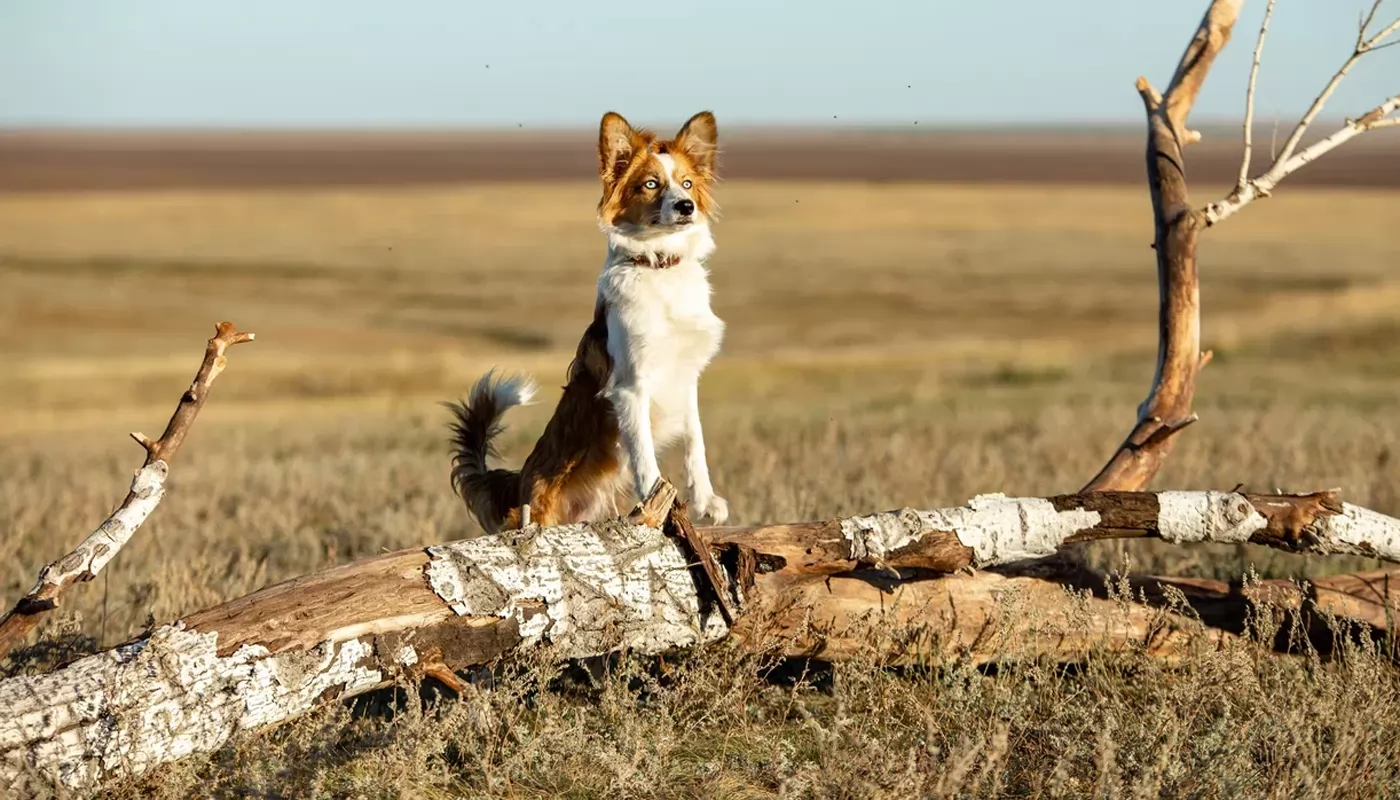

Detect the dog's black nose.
xmin=674 ymin=199 xmax=695 ymax=216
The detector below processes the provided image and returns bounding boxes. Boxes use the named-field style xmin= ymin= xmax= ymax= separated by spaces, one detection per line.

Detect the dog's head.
xmin=596 ymin=111 xmax=718 ymax=242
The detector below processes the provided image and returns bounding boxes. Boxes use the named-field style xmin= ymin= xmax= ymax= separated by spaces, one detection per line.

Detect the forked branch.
xmin=1205 ymin=1 xmax=1400 ymax=225
xmin=0 ymin=322 xmax=254 ymax=660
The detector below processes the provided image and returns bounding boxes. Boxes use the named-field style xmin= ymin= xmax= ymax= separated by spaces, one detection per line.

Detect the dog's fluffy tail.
xmin=445 ymin=369 xmax=537 ymax=533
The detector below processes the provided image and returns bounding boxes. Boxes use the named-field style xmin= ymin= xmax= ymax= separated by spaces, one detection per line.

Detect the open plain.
xmin=3 ymin=130 xmax=1400 ymax=797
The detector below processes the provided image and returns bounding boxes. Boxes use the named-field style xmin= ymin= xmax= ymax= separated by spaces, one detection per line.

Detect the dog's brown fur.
xmin=448 ymin=111 xmax=720 ymax=534
xmin=598 ymin=111 xmax=718 ymax=228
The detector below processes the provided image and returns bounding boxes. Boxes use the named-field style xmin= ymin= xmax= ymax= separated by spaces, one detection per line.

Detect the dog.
xmin=446 ymin=110 xmax=729 ymax=535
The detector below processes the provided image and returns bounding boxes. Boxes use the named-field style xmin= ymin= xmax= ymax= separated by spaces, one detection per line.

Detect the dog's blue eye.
xmin=644 ymin=179 xmax=659 ymax=190
xmin=682 ymin=179 xmax=692 ymax=189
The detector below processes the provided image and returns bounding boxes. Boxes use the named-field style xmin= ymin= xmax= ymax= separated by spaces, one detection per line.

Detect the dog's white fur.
xmin=597 ymin=152 xmax=728 ymax=524
xmin=469 ymin=368 xmax=537 ymax=413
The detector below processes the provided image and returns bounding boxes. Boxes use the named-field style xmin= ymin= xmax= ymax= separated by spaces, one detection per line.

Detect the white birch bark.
xmin=4 ymin=491 xmax=1400 ymax=793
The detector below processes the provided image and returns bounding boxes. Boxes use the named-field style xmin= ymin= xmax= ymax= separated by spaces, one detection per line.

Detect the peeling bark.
xmin=5 ymin=491 xmax=1400 ymax=793
xmin=704 ymin=490 xmax=1398 ymax=579
xmin=0 ymin=625 xmax=392 ymax=790
xmin=424 ymin=518 xmax=729 ymax=655
xmin=0 ymin=519 xmax=721 ymax=793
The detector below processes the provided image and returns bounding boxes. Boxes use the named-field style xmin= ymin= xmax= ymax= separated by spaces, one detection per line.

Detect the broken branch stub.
xmin=0 ymin=322 xmax=254 ymax=660
xmin=130 ymin=321 xmax=256 ymax=470
xmin=667 ymin=500 xmax=740 ymax=626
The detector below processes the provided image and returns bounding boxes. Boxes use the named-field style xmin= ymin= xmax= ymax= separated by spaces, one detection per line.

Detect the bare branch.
xmin=1161 ymin=0 xmax=1246 ymax=135
xmin=1202 ymin=5 xmax=1400 ymax=225
xmin=1276 ymin=55 xmax=1363 ymax=167
xmin=0 ymin=322 xmax=254 ymax=660
xmin=1205 ymin=92 xmax=1400 ymax=224
xmin=1083 ymin=1 xmax=1242 ymax=493
xmin=1238 ymin=0 xmax=1278 ymax=191
xmin=703 ymin=489 xmax=1400 ymax=577
xmin=136 ymin=321 xmax=256 ymax=470
xmin=1359 ymin=0 xmax=1385 ymax=44
xmin=1363 ymin=15 xmax=1400 ymax=51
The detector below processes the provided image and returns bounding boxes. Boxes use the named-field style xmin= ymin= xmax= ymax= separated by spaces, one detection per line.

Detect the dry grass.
xmin=3 ymin=181 xmax=1400 ymax=797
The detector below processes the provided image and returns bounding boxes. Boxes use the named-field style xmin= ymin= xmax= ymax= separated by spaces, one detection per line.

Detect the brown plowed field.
xmin=2 ymin=127 xmax=1396 ymax=192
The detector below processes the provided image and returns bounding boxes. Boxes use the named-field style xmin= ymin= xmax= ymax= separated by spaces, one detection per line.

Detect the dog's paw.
xmin=692 ymin=493 xmax=729 ymax=525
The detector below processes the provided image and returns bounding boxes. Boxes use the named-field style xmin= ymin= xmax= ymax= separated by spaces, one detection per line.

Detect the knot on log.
xmin=1156 ymin=491 xmax=1266 ymax=544
xmin=131 ymin=461 xmax=170 ymax=497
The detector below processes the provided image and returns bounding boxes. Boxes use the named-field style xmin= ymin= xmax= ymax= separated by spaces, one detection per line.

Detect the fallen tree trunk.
xmin=708 ymin=489 xmax=1399 ymax=579
xmin=4 ymin=491 xmax=1398 ymax=793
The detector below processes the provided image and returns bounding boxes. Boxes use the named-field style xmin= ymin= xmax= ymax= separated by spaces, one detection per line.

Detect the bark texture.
xmin=5 ymin=491 xmax=1400 ymax=793
xmin=1080 ymin=1 xmax=1242 ymax=493
xmin=706 ymin=490 xmax=1395 ymax=578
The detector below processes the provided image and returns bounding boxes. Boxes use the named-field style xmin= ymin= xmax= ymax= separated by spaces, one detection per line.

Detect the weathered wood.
xmin=0 ymin=518 xmax=722 ymax=792
xmin=7 ymin=489 xmax=1400 ymax=793
xmin=1081 ymin=1 xmax=1242 ymax=493
xmin=705 ymin=490 xmax=1397 ymax=579
xmin=182 ymin=549 xmax=446 ymax=656
xmin=737 ymin=570 xmax=1235 ymax=667
xmin=667 ymin=500 xmax=739 ymax=625
xmin=128 ymin=321 xmax=256 ymax=472
xmin=0 ymin=322 xmax=254 ymax=661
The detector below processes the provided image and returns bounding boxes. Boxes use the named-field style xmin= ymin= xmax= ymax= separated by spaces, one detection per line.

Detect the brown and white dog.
xmin=447 ymin=110 xmax=728 ymax=534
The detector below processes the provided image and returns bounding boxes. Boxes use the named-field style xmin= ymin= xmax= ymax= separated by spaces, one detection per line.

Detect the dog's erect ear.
xmin=673 ymin=111 xmax=718 ymax=175
xmin=599 ymin=112 xmax=639 ymax=184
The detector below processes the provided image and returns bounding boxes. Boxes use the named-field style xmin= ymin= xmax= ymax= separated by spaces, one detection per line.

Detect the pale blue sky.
xmin=1 ymin=0 xmax=1395 ymax=128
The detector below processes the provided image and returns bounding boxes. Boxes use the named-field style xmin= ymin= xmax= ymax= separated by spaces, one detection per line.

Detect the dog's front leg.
xmin=612 ymin=384 xmax=663 ymax=502
xmin=682 ymin=383 xmax=728 ymax=525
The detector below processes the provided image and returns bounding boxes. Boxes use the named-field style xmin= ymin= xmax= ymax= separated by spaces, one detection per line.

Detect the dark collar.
xmin=626 ymin=253 xmax=682 ymax=269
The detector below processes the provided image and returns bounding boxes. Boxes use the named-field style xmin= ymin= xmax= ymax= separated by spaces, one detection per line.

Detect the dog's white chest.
xmin=604 ymin=264 xmax=723 ymax=365
xmin=650 ymin=285 xmax=724 ymax=373
xmin=601 ymin=262 xmax=724 ymax=444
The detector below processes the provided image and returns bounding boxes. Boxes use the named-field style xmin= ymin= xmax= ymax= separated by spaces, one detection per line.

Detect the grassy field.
xmin=4 ymin=179 xmax=1400 ymax=797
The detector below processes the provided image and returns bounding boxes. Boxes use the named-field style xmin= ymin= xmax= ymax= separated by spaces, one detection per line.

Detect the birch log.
xmin=6 ymin=490 xmax=1400 ymax=793
xmin=705 ymin=490 xmax=1400 ymax=578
